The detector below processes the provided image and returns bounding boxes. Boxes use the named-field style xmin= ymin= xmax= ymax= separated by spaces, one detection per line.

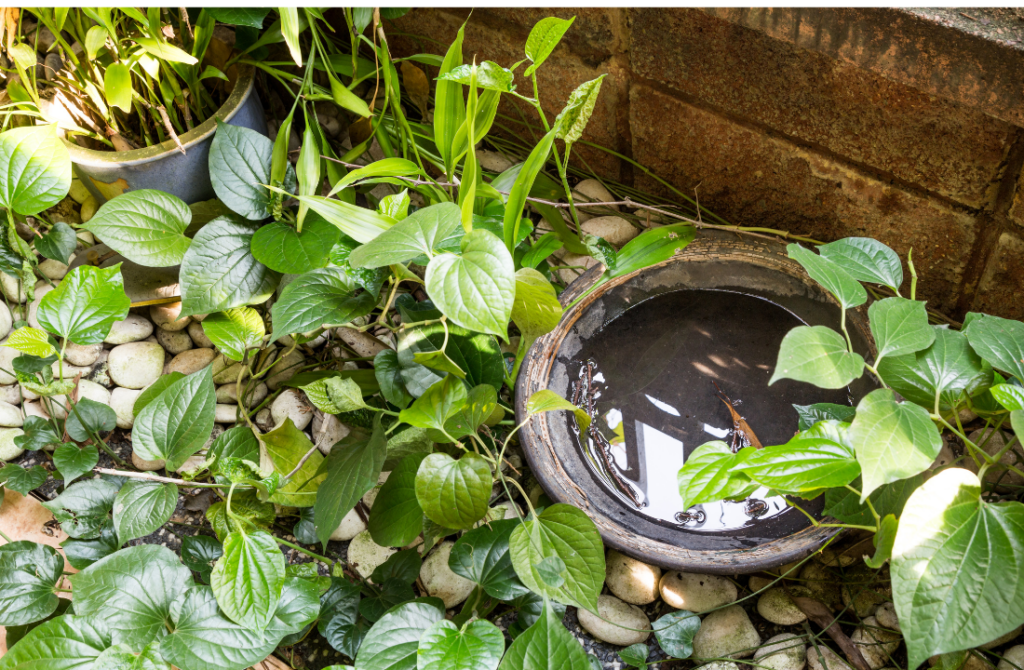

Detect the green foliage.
xmin=368 ymin=453 xmax=426 ymax=547
xmin=270 ymin=267 xmax=376 ymax=339
xmin=250 ymin=215 xmax=339 ymax=274
xmin=132 ymin=366 xmax=217 ymax=471
xmin=201 ymin=307 xmax=266 ymax=362
xmin=415 ymin=452 xmax=492 ymax=529
xmin=112 ymin=480 xmax=178 ymax=544
xmin=0 ymin=125 xmax=71 ymax=216
xmin=0 ymin=541 xmax=64 ymax=626
xmin=81 ymin=190 xmax=192 ymax=267
xmin=211 ymin=530 xmax=286 ymax=632
xmin=653 ymin=610 xmax=700 ymax=659
xmin=314 ymin=417 xmax=387 ymax=549
xmin=38 ymin=265 xmax=131 ymax=345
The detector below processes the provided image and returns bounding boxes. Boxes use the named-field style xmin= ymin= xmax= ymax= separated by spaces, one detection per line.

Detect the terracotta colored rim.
xmin=514 ymin=230 xmax=876 ymax=573
xmin=62 ymin=65 xmax=257 ymax=168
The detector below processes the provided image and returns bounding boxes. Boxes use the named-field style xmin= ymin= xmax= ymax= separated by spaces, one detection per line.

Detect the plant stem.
xmin=94 ymin=467 xmax=233 ymax=489
xmin=277 ymin=536 xmax=334 ymax=567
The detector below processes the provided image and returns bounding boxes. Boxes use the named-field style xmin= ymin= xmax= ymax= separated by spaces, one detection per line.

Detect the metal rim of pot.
xmin=62 ymin=64 xmax=258 ymax=168
xmin=515 ymin=230 xmax=876 ymax=574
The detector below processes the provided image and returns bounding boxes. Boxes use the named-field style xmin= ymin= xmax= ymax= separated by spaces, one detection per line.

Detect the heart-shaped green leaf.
xmin=511 ymin=268 xmax=563 ymax=359
xmin=35 ymin=221 xmax=77 ymax=264
xmin=0 ymin=615 xmax=109 ymax=668
xmin=38 ymin=264 xmax=131 ymax=345
xmin=817 ymin=237 xmax=904 ymax=292
xmin=65 ymin=398 xmax=117 ymax=442
xmin=71 ymin=544 xmax=193 ymax=649
xmin=52 ymin=443 xmax=98 ymax=485
xmin=182 ymin=534 xmax=224 ymax=584
xmin=0 ymin=125 xmax=71 ymax=215
xmin=0 ymin=463 xmax=48 ymax=496
xmin=4 ymin=327 xmax=57 ymax=358
xmin=737 ymin=437 xmax=860 ymax=494
xmin=209 ymin=120 xmax=295 ymax=220
xmin=250 ymin=214 xmax=339 ymax=274
xmin=509 ymin=504 xmax=605 ymax=612
xmin=262 ymin=419 xmax=326 ymax=507
xmin=893 ymin=468 xmax=1024 ymax=670
xmin=653 ymin=610 xmax=701 ymax=659
xmin=554 ymin=75 xmax=606 ymax=146
xmin=399 ymin=375 xmax=468 ymax=432
xmin=450 ymin=518 xmax=529 ymax=600
xmin=61 ymin=518 xmax=118 ymax=570
xmin=849 ymin=389 xmax=943 ymax=499
xmin=180 ymin=216 xmax=280 ymax=318
xmin=524 ymin=16 xmax=576 ymax=76
xmin=356 ymin=599 xmax=446 ymax=670
xmin=498 ymin=599 xmax=593 ymax=670
xmin=770 ymin=325 xmax=865 ymax=389
xmin=415 ymin=452 xmax=492 ymax=530
xmin=396 ymin=319 xmax=504 ymax=397
xmin=112 ymin=480 xmax=178 ymax=544
xmin=132 ymin=366 xmax=217 ymax=471
xmin=787 ymin=243 xmax=867 ymax=310
xmin=868 ymin=297 xmax=935 ymax=364
xmin=418 ymin=618 xmax=506 ymax=670
xmin=211 ymin=530 xmax=286 ymax=632
xmin=202 ymin=307 xmax=265 ymax=362
xmin=368 ymin=453 xmax=427 ymax=548
xmin=964 ymin=313 xmax=1024 ymax=383
xmin=677 ymin=441 xmax=758 ymax=510
xmin=0 ymin=541 xmax=64 ymax=626
xmin=349 ymin=202 xmax=462 ymax=268
xmin=82 ymin=189 xmax=192 ymax=267
xmin=425 ymin=229 xmax=515 ymax=341
xmin=270 ymin=267 xmax=376 ymax=340
xmin=375 ymin=349 xmax=413 ymax=409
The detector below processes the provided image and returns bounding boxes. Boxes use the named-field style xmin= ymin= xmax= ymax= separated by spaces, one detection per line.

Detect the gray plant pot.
xmin=66 ymin=65 xmax=267 ymax=205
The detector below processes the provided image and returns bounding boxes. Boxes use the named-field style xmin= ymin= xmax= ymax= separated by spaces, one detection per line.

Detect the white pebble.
xmin=314 ymin=413 xmax=350 ymax=454
xmin=875 ymin=602 xmax=900 ymax=633
xmin=0 ymin=272 xmax=28 ymax=303
xmin=347 ymin=530 xmax=397 ymax=579
xmin=216 ymin=382 xmax=268 ymax=408
xmin=166 ymin=348 xmax=217 ymax=376
xmin=110 ymin=387 xmax=143 ymax=429
xmin=150 ymin=302 xmax=191 ymax=332
xmin=105 ymin=315 xmax=154 ymax=345
xmin=107 ymin=342 xmax=165 ymax=389
xmin=0 ymin=400 xmax=22 ymax=427
xmin=997 ymin=646 xmax=1024 ymax=670
xmin=38 ymin=257 xmax=72 ymax=280
xmin=0 ymin=427 xmax=25 ymax=460
xmin=65 ymin=342 xmax=103 ymax=367
xmin=0 ymin=302 xmax=11 ymax=340
xmin=132 ymin=450 xmax=165 ymax=471
xmin=577 ymin=594 xmax=651 ymax=646
xmin=660 ymin=571 xmax=738 ymax=613
xmin=851 ymin=617 xmax=900 ymax=670
xmin=188 ymin=321 xmax=213 ymax=348
xmin=330 ymin=507 xmax=366 ymax=541
xmin=265 ymin=350 xmax=304 ymax=390
xmin=0 ymin=384 xmax=20 ymax=406
xmin=76 ymin=379 xmax=111 ymax=406
xmin=606 ymin=549 xmax=661 ymax=605
xmin=807 ymin=646 xmax=852 ymax=670
xmin=271 ymin=388 xmax=313 ymax=431
xmin=420 ymin=541 xmax=477 ymax=608
xmin=758 ymin=588 xmax=807 ymax=625
xmin=692 ymin=605 xmax=761 ymax=660
xmin=156 ymin=326 xmax=193 ymax=355
xmin=581 ymin=215 xmax=639 ymax=249
xmin=215 ymin=404 xmax=240 ymax=424
xmin=754 ymin=634 xmax=806 ymax=670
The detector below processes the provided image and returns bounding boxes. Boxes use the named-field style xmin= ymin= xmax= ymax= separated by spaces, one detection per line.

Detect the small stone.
xmin=815 ymin=547 xmax=858 ymax=567
xmin=150 ymin=302 xmax=191 ymax=332
xmin=997 ymin=646 xmax=1024 ymax=670
xmin=76 ymin=229 xmax=95 ymax=245
xmin=266 ymin=350 xmax=305 ymax=390
xmin=79 ymin=197 xmax=98 ymax=223
xmin=108 ymin=342 xmax=165 ymax=389
xmin=188 ymin=321 xmax=213 ymax=348
xmin=749 ymin=575 xmax=774 ymax=593
xmin=0 ymin=273 xmax=28 ymax=303
xmin=212 ymin=359 xmax=249 ymax=385
xmin=0 ymin=302 xmax=11 ymax=340
xmin=26 ymin=283 xmax=56 ymax=329
xmin=754 ymin=634 xmax=807 ymax=670
xmin=176 ymin=450 xmax=209 ymax=474
xmin=874 ymin=602 xmax=900 ymax=633
xmin=420 ymin=541 xmax=476 ymax=608
xmin=65 ymin=342 xmax=102 ymax=367
xmin=77 ymin=379 xmax=111 ymax=406
xmin=581 ymin=216 xmax=639 ymax=249
xmin=476 ymin=149 xmax=514 ymax=173
xmin=758 ymin=588 xmax=807 ymax=625
xmin=132 ymin=450 xmax=165 ymax=471
xmin=40 ymin=396 xmax=67 ymax=420
xmin=0 ymin=347 xmax=18 ymax=385
xmin=555 ymin=251 xmax=600 ymax=284
xmin=215 ymin=404 xmax=240 ymax=424
xmin=38 ymin=256 xmax=72 ymax=280
xmin=363 ymin=471 xmax=390 ymax=508
xmin=696 ymin=663 xmax=740 ymax=670
xmin=573 ymin=178 xmax=618 ymax=222
xmin=931 ymin=441 xmax=955 ymax=470
xmin=0 ymin=427 xmax=25 ymax=459
xmin=660 ymin=571 xmax=738 ymax=613
xmin=255 ymin=408 xmax=273 ymax=432
xmin=335 ymin=328 xmax=389 ymax=359
xmin=841 ymin=583 xmax=888 ymax=618
xmin=330 ymin=508 xmax=367 ymax=541
xmin=105 ymin=315 xmax=154 ymax=344
xmin=166 ymin=348 xmax=216 ymax=376
xmin=808 ymin=646 xmax=853 ymax=670
xmin=0 ymin=385 xmax=20 ymax=406
xmin=577 ymin=593 xmax=652 ymax=646
xmin=692 ymin=605 xmax=761 ymax=660
xmin=110 ymin=387 xmax=143 ymax=429
xmin=19 ymin=384 xmax=39 ymax=402
xmin=347 ymin=530 xmax=397 ymax=579
xmin=851 ymin=617 xmax=901 ymax=670
xmin=0 ymin=400 xmax=22 ymax=427
xmin=216 ymin=382 xmax=268 ymax=408
xmin=606 ymin=549 xmax=661 ymax=605
xmin=982 ymin=625 xmax=1023 ymax=650
xmin=313 ymin=413 xmax=349 ymax=454
xmin=156 ymin=326 xmax=193 ymax=355
xmin=22 ymin=401 xmax=48 ymax=421
xmin=271 ymin=389 xmax=313 ymax=430
xmin=69 ymin=179 xmax=90 ymax=204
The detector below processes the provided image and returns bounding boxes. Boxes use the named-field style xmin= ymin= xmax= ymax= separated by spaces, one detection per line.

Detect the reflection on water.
xmin=569 ymin=289 xmax=852 ymax=533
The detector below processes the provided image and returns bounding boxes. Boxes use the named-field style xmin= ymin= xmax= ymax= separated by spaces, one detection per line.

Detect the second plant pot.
xmin=65 ymin=64 xmax=267 ymax=206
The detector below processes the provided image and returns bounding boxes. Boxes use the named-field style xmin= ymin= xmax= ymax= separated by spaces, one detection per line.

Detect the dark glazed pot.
xmin=65 ymin=65 xmax=267 ymax=206
xmin=515 ymin=230 xmax=877 ymax=573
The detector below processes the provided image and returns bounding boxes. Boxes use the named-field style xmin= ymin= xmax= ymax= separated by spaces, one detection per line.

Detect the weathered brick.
xmin=386 ymin=9 xmax=626 ymax=179
xmin=631 ymin=9 xmax=1013 ymax=208
xmin=971 ymin=231 xmax=1024 ymax=320
xmin=630 ymin=84 xmax=976 ymax=312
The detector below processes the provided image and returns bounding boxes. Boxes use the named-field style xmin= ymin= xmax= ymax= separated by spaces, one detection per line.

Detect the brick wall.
xmin=385 ymin=8 xmax=1024 ymax=319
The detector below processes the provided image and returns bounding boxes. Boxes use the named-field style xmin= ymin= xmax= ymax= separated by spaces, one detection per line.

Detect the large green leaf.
xmin=287 ymin=193 xmax=396 ymax=244
xmin=368 ymin=453 xmax=426 ymax=547
xmin=318 ymin=577 xmax=364 ymax=658
xmin=501 ymin=127 xmax=557 ymax=252
xmin=314 ymin=417 xmax=388 ymax=549
xmin=250 ymin=215 xmax=339 ymax=274
xmin=511 ymin=268 xmax=562 ymax=358
xmin=52 ymin=443 xmax=98 ymax=485
xmin=375 ymin=349 xmax=413 ymax=409
xmin=787 ymin=243 xmax=867 ymax=310
xmin=328 ymin=158 xmax=421 ymax=196
xmin=261 ymin=419 xmax=326 ymax=507
xmin=824 ymin=474 xmax=924 ymax=526
xmin=498 ymin=600 xmax=592 ymax=670
xmin=676 ymin=441 xmax=757 ymax=510
xmin=270 ymin=267 xmax=375 ymax=340
xmin=93 ymin=643 xmax=167 ymax=670
xmin=349 ymin=202 xmax=462 ymax=268
xmin=794 ymin=403 xmax=857 ymax=431
xmin=654 ymin=610 xmax=701 ymax=659
xmin=65 ymin=398 xmax=116 ymax=443
xmin=181 ymin=534 xmax=223 ymax=584
xmin=207 ymin=8 xmax=270 ymax=27
xmin=133 ymin=372 xmax=185 ymax=415
xmin=397 ymin=319 xmax=504 ymax=397
xmin=525 ymin=389 xmax=591 ymax=432
xmin=737 ymin=437 xmax=860 ymax=494
xmin=964 ymin=314 xmax=1024 ymax=383
xmin=71 ymin=544 xmax=193 ymax=649
xmin=434 ymin=22 xmax=466 ymax=174
xmin=201 ymin=307 xmax=265 ymax=362
xmin=356 ymin=599 xmax=445 ymax=670
xmin=112 ymin=480 xmax=178 ymax=544
xmin=893 ymin=468 xmax=1024 ymax=670
xmin=509 ymin=504 xmax=604 ymax=613
xmin=0 ymin=615 xmax=109 ymax=670
xmin=0 ymin=125 xmax=71 ymax=216
xmin=209 ymin=120 xmax=294 ymax=220
xmin=868 ymin=297 xmax=935 ymax=365
xmin=817 ymin=237 xmax=904 ymax=292
xmin=0 ymin=463 xmax=48 ymax=496
xmin=553 ymin=75 xmax=606 ymax=147
xmin=62 ymin=519 xmax=119 ymax=571
xmin=211 ymin=530 xmax=286 ymax=632
xmin=37 ymin=264 xmax=131 ymax=345
xmin=450 ymin=518 xmax=528 ymax=600
xmin=524 ymin=16 xmax=576 ymax=76
xmin=425 ymin=229 xmax=515 ymax=340
xmin=81 ymin=190 xmax=192 ymax=267
xmin=42 ymin=478 xmax=119 ymax=540
xmin=4 ymin=327 xmax=57 ymax=358
xmin=878 ymin=327 xmax=991 ymax=413
xmin=179 ymin=216 xmax=280 ymax=318
xmin=36 ymin=221 xmax=77 ymax=264
xmin=0 ymin=541 xmax=64 ymax=626
xmin=132 ymin=366 xmax=217 ymax=471
xmin=849 ymin=389 xmax=943 ymax=499
xmin=770 ymin=325 xmax=865 ymax=389
xmin=415 ymin=452 xmax=492 ymax=530
xmin=399 ymin=375 xmax=468 ymax=432
xmin=605 ymin=224 xmax=696 ymax=280
xmin=418 ymin=619 xmax=505 ymax=670
xmin=438 ymin=62 xmax=514 ymax=92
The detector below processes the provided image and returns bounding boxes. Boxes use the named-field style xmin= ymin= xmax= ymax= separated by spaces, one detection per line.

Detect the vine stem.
xmin=276 ymin=536 xmax=333 ymax=567
xmin=94 ymin=467 xmax=233 ymax=489
xmin=0 ymin=527 xmax=13 ymax=543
